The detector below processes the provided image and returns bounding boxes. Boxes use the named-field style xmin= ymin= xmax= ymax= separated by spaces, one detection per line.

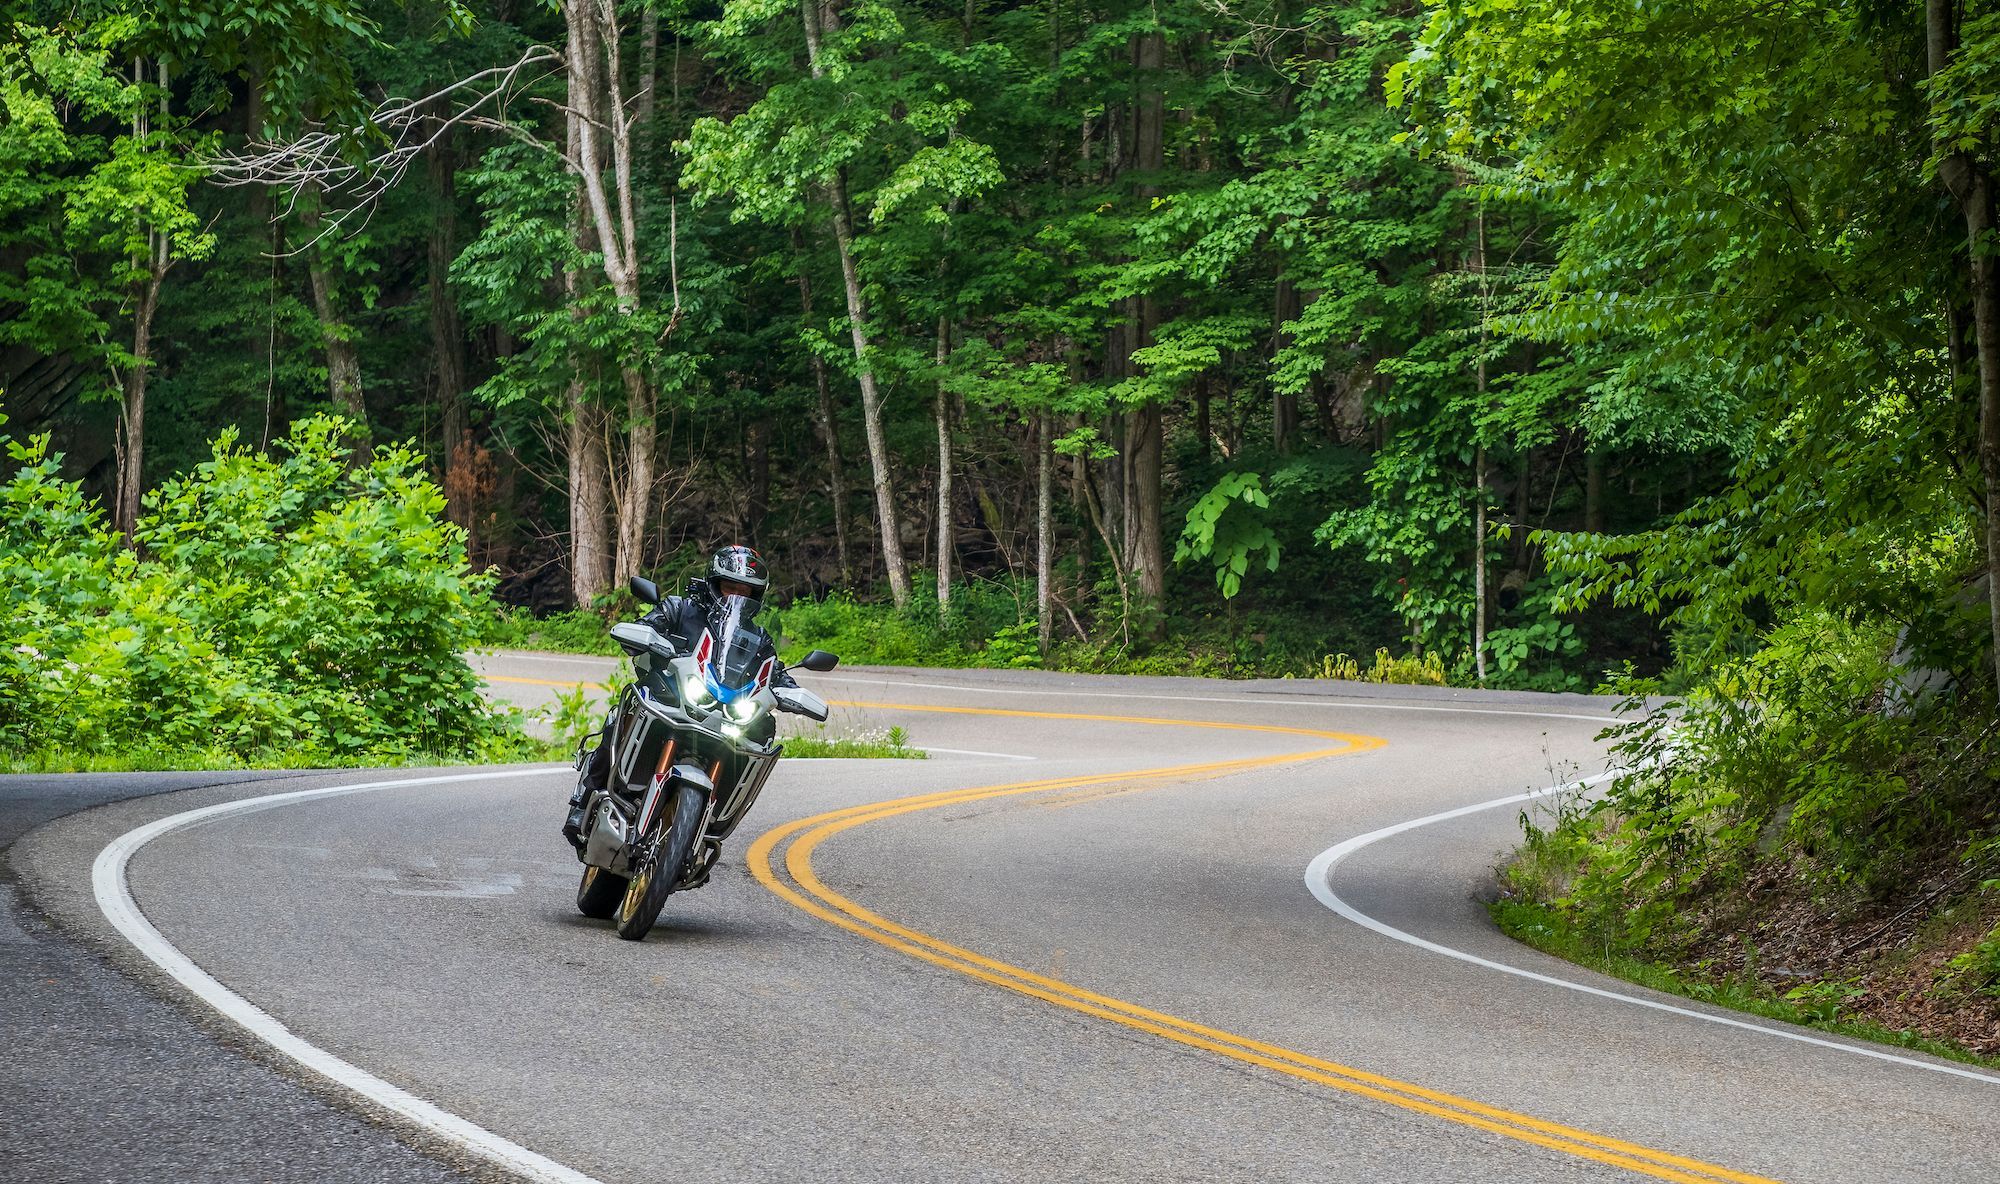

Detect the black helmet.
xmin=707 ymin=545 xmax=769 ymax=598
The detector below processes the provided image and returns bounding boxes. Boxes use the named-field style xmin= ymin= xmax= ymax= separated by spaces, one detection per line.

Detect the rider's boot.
xmin=564 ymin=729 xmax=612 ymax=850
xmin=562 ymin=781 xmax=590 ymax=850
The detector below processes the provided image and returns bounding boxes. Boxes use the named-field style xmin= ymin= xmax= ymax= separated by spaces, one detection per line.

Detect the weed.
xmin=781 ymin=722 xmax=927 ymax=760
xmin=1318 ymin=648 xmax=1451 ymax=686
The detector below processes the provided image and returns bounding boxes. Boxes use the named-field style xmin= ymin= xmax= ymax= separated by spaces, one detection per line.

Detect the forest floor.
xmin=1493 ymin=865 xmax=2000 ymax=1069
xmin=1669 ymin=860 xmax=2000 ymax=1058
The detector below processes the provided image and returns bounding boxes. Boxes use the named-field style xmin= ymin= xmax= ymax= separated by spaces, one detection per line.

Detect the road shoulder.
xmin=1 ymin=770 xmax=481 ymax=1184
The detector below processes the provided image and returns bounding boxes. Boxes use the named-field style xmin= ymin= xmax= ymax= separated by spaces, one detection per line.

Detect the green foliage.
xmin=769 ymin=586 xmax=984 ymax=669
xmin=0 ymin=414 xmax=520 ymax=765
xmin=1176 ymin=472 xmax=1279 ymax=599
xmin=1951 ymin=921 xmax=2000 ymax=998
xmin=1317 ymin=649 xmax=1450 ymax=687
xmin=482 ymin=604 xmax=624 ymax=656
xmin=546 ymin=681 xmax=601 ymax=759
xmin=1502 ymin=612 xmax=2000 ymax=978
xmin=763 ymin=573 xmax=1403 ymax=682
xmin=780 ymin=722 xmax=926 ymax=759
xmin=0 ymin=19 xmax=214 ymax=382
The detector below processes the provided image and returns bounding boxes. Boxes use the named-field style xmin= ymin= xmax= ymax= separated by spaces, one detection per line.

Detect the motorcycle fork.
xmin=633 ymin=738 xmax=678 ymax=842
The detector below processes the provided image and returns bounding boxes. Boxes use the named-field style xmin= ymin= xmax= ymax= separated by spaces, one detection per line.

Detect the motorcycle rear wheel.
xmin=614 ymin=783 xmax=704 ymax=941
xmin=576 ymin=865 xmax=626 ymax=919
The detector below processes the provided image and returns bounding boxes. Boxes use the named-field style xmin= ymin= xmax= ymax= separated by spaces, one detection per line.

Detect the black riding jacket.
xmin=640 ymin=580 xmax=797 ymax=690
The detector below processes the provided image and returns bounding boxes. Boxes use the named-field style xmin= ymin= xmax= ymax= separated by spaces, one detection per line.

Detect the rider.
xmin=562 ymin=544 xmax=793 ymax=848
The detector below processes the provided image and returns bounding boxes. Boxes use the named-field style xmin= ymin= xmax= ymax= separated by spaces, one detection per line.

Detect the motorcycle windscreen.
xmin=701 ymin=596 xmax=774 ymax=703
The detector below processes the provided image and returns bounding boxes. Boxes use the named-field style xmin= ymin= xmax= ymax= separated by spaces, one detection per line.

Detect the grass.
xmin=1491 ymin=898 xmax=2000 ymax=1072
xmin=8 ymin=699 xmax=574 ymax=776
xmin=780 ymin=724 xmax=927 ymax=760
xmin=481 ymin=604 xmax=623 ymax=656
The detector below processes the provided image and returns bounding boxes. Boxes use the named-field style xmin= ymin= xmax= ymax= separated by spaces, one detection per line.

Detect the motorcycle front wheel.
xmin=614 ymin=783 xmax=705 ymax=941
xmin=576 ymin=865 xmax=627 ymax=919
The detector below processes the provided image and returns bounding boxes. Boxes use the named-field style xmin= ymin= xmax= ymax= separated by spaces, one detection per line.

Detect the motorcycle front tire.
xmin=614 ymin=783 xmax=705 ymax=941
xmin=576 ymin=865 xmax=626 ymax=919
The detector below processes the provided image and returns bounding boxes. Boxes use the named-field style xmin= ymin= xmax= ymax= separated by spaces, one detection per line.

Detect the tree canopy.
xmin=3 ymin=0 xmax=1995 ymax=701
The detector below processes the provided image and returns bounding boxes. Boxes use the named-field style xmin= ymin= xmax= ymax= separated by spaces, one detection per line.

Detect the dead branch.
xmin=206 ymin=46 xmax=565 ymax=248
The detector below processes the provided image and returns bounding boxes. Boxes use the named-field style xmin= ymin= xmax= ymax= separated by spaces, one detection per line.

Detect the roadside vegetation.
xmin=781 ymin=725 xmax=925 ymax=760
xmin=7 ymin=0 xmax=2000 ymax=1063
xmin=1 ymin=416 xmax=550 ymax=773
xmin=1411 ymin=1 xmax=2000 ymax=1061
xmin=487 ymin=576 xmax=1470 ymax=685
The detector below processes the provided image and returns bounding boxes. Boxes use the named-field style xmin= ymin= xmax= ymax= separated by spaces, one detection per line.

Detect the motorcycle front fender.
xmin=635 ymin=761 xmax=715 ymax=841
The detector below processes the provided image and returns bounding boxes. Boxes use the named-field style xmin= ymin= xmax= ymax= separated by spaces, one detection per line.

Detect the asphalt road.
xmin=11 ymin=656 xmax=1999 ymax=1183
xmin=1 ymin=772 xmax=476 ymax=1184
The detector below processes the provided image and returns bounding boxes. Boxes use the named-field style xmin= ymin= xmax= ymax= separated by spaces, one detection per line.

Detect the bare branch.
xmin=205 ymin=46 xmax=566 ymax=229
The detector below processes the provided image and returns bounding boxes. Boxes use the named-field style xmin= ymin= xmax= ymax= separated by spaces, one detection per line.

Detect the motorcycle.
xmin=570 ymin=575 xmax=838 ymax=940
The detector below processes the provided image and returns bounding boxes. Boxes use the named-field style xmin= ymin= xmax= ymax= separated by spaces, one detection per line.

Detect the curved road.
xmin=14 ymin=658 xmax=1998 ymax=1183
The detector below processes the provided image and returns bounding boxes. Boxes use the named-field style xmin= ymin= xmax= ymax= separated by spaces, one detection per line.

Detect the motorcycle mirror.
xmin=629 ymin=575 xmax=661 ymax=605
xmin=796 ymin=649 xmax=839 ymax=673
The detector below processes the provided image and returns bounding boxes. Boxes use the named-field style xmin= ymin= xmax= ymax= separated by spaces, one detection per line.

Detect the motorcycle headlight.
xmin=726 ymin=698 xmax=762 ymax=723
xmin=681 ymin=671 xmax=711 ymax=705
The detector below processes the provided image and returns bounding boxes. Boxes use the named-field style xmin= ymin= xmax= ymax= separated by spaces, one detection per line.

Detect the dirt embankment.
xmin=1674 ymin=860 xmax=2000 ymax=1058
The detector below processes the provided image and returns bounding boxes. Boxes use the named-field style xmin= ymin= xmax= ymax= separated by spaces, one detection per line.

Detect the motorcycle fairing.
xmin=697 ymin=597 xmax=776 ymax=705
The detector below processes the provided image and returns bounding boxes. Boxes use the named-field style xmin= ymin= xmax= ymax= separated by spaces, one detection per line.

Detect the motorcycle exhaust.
xmin=582 ymin=798 xmax=630 ymax=872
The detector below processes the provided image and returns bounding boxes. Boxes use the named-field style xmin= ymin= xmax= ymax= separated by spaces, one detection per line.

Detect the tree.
xmin=1400 ymin=0 xmax=1993 ymax=686
xmin=683 ymin=0 xmax=1002 ymax=607
xmin=0 ymin=18 xmax=215 ymax=539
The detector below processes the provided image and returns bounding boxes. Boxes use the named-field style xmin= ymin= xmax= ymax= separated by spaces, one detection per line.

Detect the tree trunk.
xmin=1513 ymin=448 xmax=1533 ymax=567
xmin=1927 ymin=0 xmax=2000 ymax=693
xmin=563 ymin=91 xmax=613 ymax=606
xmin=829 ymin=182 xmax=909 ymax=606
xmin=803 ymin=0 xmax=909 ymax=605
xmin=614 ymin=368 xmax=657 ymax=587
xmin=1195 ymin=374 xmax=1211 ymax=462
xmin=427 ymin=129 xmax=469 ymax=495
xmin=1123 ymin=404 xmax=1166 ymax=602
xmin=1473 ymin=445 xmax=1488 ymax=683
xmin=1585 ymin=451 xmax=1605 ymax=534
xmin=1472 ymin=201 xmax=1489 ymax=682
xmin=566 ymin=0 xmax=659 ymax=589
xmin=1273 ymin=278 xmax=1301 ymax=455
xmin=1122 ymin=26 xmax=1168 ymax=610
xmin=746 ymin=416 xmax=771 ymax=543
xmin=299 ymin=189 xmax=370 ymax=450
xmin=1930 ymin=13 xmax=2000 ymax=691
xmin=114 ymin=259 xmax=164 ymax=542
xmin=1081 ymin=456 xmax=1135 ymax=648
xmin=569 ymin=392 xmax=614 ymax=607
xmin=795 ymin=236 xmax=852 ymax=582
xmin=116 ymin=55 xmax=169 ymax=541
xmin=1037 ymin=408 xmax=1054 ymax=655
xmin=936 ymin=313 xmax=954 ymax=617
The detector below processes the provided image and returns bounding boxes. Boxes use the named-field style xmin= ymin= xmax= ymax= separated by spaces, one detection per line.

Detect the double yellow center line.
xmin=487 ymin=673 xmax=1780 ymax=1182
xmin=757 ymin=700 xmax=1781 ymax=1184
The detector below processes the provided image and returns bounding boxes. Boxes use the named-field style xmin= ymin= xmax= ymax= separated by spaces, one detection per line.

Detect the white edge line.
xmin=92 ymin=767 xmax=611 ymax=1184
xmin=1304 ymin=776 xmax=2000 ymax=1087
xmin=916 ymin=746 xmax=1037 ymax=761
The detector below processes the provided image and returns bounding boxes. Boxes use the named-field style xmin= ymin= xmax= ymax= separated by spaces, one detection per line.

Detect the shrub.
xmin=1507 ymin=610 xmax=2000 ymax=953
xmin=0 ymin=415 xmax=517 ymax=766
